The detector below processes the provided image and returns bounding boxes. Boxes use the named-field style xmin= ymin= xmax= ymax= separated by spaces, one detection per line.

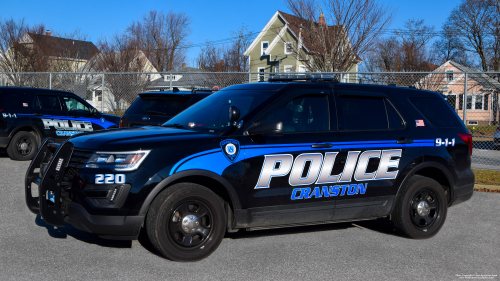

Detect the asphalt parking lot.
xmin=0 ymin=151 xmax=499 ymax=281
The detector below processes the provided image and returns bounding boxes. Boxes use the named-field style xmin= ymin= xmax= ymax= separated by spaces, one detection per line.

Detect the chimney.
xmin=45 ymin=30 xmax=51 ymax=36
xmin=318 ymin=14 xmax=326 ymax=26
xmin=182 ymin=63 xmax=186 ymax=68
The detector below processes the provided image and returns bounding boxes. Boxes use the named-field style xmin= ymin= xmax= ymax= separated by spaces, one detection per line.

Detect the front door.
xmin=61 ymin=95 xmax=112 ymax=133
xmin=242 ymin=85 xmax=340 ymax=227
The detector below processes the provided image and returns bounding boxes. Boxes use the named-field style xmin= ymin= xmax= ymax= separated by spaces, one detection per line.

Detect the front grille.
xmin=63 ymin=148 xmax=94 ymax=180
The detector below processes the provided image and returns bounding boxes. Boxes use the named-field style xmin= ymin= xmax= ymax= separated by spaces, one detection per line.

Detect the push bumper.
xmin=25 ymin=138 xmax=143 ymax=239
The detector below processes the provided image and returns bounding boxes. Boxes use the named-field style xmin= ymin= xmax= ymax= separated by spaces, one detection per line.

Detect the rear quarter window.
xmin=409 ymin=97 xmax=464 ymax=128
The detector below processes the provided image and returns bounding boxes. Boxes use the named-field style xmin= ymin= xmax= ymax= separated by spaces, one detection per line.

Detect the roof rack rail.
xmin=268 ymin=74 xmax=339 ymax=83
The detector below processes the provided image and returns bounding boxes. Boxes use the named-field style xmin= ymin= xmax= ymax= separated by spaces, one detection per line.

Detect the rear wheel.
xmin=6 ymin=131 xmax=39 ymax=161
xmin=391 ymin=175 xmax=447 ymax=239
xmin=146 ymin=183 xmax=226 ymax=262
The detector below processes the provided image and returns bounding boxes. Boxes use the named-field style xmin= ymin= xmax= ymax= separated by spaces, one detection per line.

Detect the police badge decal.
xmin=220 ymin=139 xmax=240 ymax=163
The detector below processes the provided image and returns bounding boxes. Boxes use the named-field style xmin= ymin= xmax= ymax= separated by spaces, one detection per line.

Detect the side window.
xmin=339 ymin=95 xmax=387 ymax=131
xmin=262 ymin=94 xmax=330 ymax=133
xmin=35 ymin=95 xmax=62 ymax=111
xmin=63 ymin=96 xmax=90 ymax=112
xmin=386 ymin=100 xmax=404 ymax=129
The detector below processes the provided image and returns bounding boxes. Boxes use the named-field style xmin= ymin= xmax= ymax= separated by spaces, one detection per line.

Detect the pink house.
xmin=417 ymin=61 xmax=500 ymax=126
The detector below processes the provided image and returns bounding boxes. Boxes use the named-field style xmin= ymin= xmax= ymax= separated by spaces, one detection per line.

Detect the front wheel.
xmin=391 ymin=175 xmax=448 ymax=239
xmin=146 ymin=183 xmax=227 ymax=262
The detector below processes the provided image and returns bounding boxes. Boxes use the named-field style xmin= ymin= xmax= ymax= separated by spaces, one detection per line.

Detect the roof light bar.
xmin=268 ymin=74 xmax=339 ymax=83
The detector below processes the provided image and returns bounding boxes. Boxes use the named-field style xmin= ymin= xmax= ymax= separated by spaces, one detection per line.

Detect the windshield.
xmin=164 ymin=89 xmax=276 ymax=133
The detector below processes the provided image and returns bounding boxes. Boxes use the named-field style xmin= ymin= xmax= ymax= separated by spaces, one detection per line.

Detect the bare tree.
xmin=83 ymin=34 xmax=153 ymax=110
xmin=447 ymin=0 xmax=493 ymax=71
xmin=196 ymin=25 xmax=252 ymax=72
xmin=283 ymin=0 xmax=395 ymax=72
xmin=126 ymin=9 xmax=191 ymax=72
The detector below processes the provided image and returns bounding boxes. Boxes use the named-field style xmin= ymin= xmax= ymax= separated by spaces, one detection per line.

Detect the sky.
xmin=1 ymin=0 xmax=460 ymax=67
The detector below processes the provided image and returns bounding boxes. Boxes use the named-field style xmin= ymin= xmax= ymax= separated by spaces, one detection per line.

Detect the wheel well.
xmin=167 ymin=175 xmax=236 ymax=213
xmin=10 ymin=127 xmax=40 ymax=145
xmin=413 ymin=167 xmax=452 ymax=203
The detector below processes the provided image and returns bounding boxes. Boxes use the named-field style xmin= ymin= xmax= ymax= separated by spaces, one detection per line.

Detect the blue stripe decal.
xmin=169 ymin=140 xmax=434 ymax=176
xmin=17 ymin=114 xmax=117 ymax=129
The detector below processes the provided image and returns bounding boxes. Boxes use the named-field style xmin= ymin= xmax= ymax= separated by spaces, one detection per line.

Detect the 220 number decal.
xmin=95 ymin=174 xmax=126 ymax=184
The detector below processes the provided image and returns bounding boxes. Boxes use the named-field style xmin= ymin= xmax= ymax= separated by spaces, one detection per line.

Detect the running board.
xmin=245 ymin=217 xmax=378 ymax=232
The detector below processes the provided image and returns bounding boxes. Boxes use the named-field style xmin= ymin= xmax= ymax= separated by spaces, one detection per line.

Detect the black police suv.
xmin=0 ymin=87 xmax=120 ymax=161
xmin=25 ymin=75 xmax=475 ymax=261
xmin=120 ymin=88 xmax=215 ymax=128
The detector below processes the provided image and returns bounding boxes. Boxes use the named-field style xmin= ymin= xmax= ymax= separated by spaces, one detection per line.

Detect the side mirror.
xmin=229 ymin=105 xmax=240 ymax=124
xmin=247 ymin=120 xmax=284 ymax=135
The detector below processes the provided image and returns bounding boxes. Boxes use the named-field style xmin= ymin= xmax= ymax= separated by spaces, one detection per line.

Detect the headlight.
xmin=84 ymin=150 xmax=151 ymax=171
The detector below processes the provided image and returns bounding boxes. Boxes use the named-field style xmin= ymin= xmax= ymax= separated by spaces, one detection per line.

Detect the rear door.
xmin=0 ymin=89 xmax=32 ymax=140
xmin=332 ymin=87 xmax=424 ymax=221
xmin=242 ymin=84 xmax=340 ymax=227
xmin=31 ymin=92 xmax=69 ymax=141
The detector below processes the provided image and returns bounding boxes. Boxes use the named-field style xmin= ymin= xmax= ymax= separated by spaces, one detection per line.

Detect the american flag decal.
xmin=416 ymin=120 xmax=425 ymax=127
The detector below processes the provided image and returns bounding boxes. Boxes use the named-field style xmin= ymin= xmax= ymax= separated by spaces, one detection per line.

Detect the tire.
xmin=6 ymin=131 xmax=39 ymax=161
xmin=146 ymin=183 xmax=227 ymax=262
xmin=391 ymin=175 xmax=447 ymax=239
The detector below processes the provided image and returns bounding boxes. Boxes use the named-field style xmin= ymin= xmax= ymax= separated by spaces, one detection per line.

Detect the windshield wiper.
xmin=147 ymin=110 xmax=168 ymax=116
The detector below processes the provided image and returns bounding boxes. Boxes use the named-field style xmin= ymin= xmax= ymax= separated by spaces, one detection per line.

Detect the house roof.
xmin=448 ymin=61 xmax=500 ymax=92
xmin=244 ymin=11 xmax=361 ymax=61
xmin=147 ymin=67 xmax=247 ymax=90
xmin=26 ymin=32 xmax=98 ymax=60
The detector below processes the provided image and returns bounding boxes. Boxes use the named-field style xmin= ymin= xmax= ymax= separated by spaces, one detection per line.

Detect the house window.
xmin=445 ymin=70 xmax=454 ymax=82
xmin=298 ymin=65 xmax=307 ymax=72
xmin=466 ymin=94 xmax=485 ymax=110
xmin=467 ymin=121 xmax=478 ymax=125
xmin=95 ymin=91 xmax=102 ymax=102
xmin=258 ymin=67 xmax=266 ymax=82
xmin=284 ymin=42 xmax=293 ymax=54
xmin=284 ymin=65 xmax=293 ymax=73
xmin=261 ymin=41 xmax=269 ymax=56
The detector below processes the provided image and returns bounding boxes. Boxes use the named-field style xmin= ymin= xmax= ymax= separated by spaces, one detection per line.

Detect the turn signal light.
xmin=458 ymin=133 xmax=473 ymax=155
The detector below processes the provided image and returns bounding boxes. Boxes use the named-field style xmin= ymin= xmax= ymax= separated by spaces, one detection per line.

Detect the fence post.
xmin=248 ymin=72 xmax=251 ymax=84
xmin=463 ymin=72 xmax=468 ymax=125
xmin=49 ymin=73 xmax=52 ymax=89
xmin=102 ymin=73 xmax=105 ymax=113
xmin=169 ymin=73 xmax=172 ymax=90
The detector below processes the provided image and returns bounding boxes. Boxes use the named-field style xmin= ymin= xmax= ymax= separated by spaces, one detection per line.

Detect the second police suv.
xmin=25 ymin=75 xmax=475 ymax=261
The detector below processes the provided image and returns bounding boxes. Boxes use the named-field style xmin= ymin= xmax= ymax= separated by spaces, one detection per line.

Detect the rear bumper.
xmin=451 ymin=182 xmax=474 ymax=206
xmin=0 ymin=136 xmax=9 ymax=148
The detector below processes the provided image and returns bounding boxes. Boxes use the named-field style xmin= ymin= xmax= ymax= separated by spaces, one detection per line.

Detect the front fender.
xmin=138 ymin=169 xmax=242 ymax=216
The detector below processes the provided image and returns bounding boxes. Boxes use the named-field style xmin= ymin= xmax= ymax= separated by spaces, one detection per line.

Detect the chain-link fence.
xmin=1 ymin=71 xmax=500 ymax=170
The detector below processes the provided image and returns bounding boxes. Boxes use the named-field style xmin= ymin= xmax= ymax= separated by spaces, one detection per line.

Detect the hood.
xmin=69 ymin=126 xmax=216 ymax=151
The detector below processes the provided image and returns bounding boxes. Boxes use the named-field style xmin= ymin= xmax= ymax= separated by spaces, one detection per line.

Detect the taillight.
xmin=458 ymin=133 xmax=473 ymax=155
xmin=119 ymin=118 xmax=123 ymax=128
xmin=496 ymin=127 xmax=500 ymax=132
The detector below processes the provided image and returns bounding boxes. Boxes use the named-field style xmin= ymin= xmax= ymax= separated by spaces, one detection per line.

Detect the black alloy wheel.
xmin=146 ymin=183 xmax=227 ymax=262
xmin=391 ymin=175 xmax=448 ymax=239
xmin=7 ymin=131 xmax=39 ymax=161
xmin=168 ymin=201 xmax=214 ymax=248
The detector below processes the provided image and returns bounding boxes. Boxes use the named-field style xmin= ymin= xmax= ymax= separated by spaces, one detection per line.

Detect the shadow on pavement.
xmin=35 ymin=215 xmax=132 ymax=248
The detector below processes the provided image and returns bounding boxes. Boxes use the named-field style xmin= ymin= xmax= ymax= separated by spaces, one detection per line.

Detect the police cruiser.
xmin=1 ymin=87 xmax=120 ymax=160
xmin=25 ymin=75 xmax=475 ymax=261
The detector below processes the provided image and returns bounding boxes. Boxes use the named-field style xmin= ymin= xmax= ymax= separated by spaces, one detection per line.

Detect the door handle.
xmin=311 ymin=143 xmax=333 ymax=148
xmin=396 ymin=139 xmax=413 ymax=144
xmin=33 ymin=113 xmax=43 ymax=116
xmin=71 ymin=116 xmax=79 ymax=118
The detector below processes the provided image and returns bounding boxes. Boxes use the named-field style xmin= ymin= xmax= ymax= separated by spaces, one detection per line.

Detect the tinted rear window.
xmin=340 ymin=96 xmax=388 ymax=130
xmin=126 ymin=95 xmax=192 ymax=117
xmin=0 ymin=90 xmax=22 ymax=111
xmin=409 ymin=97 xmax=463 ymax=128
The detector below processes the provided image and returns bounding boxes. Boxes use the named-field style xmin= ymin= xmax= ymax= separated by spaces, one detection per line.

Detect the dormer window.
xmin=261 ymin=41 xmax=269 ymax=56
xmin=445 ymin=69 xmax=454 ymax=82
